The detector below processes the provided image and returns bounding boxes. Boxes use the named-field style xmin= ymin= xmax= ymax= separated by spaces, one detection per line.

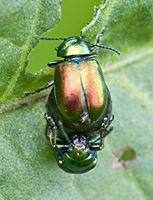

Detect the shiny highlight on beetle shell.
xmin=80 ymin=60 xmax=107 ymax=122
xmin=55 ymin=63 xmax=82 ymax=123
xmin=57 ymin=37 xmax=91 ymax=57
xmin=55 ymin=149 xmax=97 ymax=174
xmin=54 ymin=59 xmax=108 ymax=124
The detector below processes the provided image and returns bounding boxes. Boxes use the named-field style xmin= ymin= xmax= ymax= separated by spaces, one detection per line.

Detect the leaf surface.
xmin=0 ymin=0 xmax=153 ymax=199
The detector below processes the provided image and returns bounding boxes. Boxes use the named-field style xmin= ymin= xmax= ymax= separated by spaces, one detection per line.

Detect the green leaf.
xmin=0 ymin=0 xmax=61 ymax=109
xmin=0 ymin=0 xmax=153 ymax=199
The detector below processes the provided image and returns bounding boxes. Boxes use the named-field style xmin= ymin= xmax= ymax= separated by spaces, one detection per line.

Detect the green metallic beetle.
xmin=44 ymin=112 xmax=113 ymax=173
xmin=24 ymin=33 xmax=120 ymax=173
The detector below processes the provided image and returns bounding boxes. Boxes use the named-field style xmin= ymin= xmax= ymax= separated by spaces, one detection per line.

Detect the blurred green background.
xmin=27 ymin=0 xmax=102 ymax=73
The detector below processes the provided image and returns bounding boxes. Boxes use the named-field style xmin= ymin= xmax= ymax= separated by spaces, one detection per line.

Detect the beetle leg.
xmin=45 ymin=122 xmax=49 ymax=140
xmin=100 ymin=114 xmax=114 ymax=141
xmin=98 ymin=126 xmax=113 ymax=149
xmin=45 ymin=120 xmax=57 ymax=147
xmin=48 ymin=60 xmax=63 ymax=68
xmin=89 ymin=128 xmax=108 ymax=150
xmin=48 ymin=126 xmax=53 ymax=146
xmin=99 ymin=128 xmax=103 ymax=147
xmin=90 ymin=27 xmax=108 ymax=54
xmin=58 ymin=120 xmax=72 ymax=145
xmin=102 ymin=114 xmax=114 ymax=129
xmin=103 ymin=137 xmax=107 ymax=148
xmin=87 ymin=132 xmax=104 ymax=150
xmin=22 ymin=80 xmax=54 ymax=97
xmin=44 ymin=113 xmax=71 ymax=148
xmin=96 ymin=26 xmax=109 ymax=45
xmin=44 ymin=113 xmax=58 ymax=148
xmin=89 ymin=115 xmax=113 ymax=149
xmin=48 ymin=126 xmax=58 ymax=148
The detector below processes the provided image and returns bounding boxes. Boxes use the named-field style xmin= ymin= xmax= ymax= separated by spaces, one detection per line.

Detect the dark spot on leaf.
xmin=112 ymin=147 xmax=136 ymax=169
xmin=35 ymin=94 xmax=48 ymax=101
xmin=20 ymin=102 xmax=28 ymax=106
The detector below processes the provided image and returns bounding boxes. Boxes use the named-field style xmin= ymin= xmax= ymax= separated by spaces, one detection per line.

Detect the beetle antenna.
xmin=40 ymin=37 xmax=68 ymax=41
xmin=40 ymin=37 xmax=120 ymax=55
xmin=86 ymin=41 xmax=121 ymax=55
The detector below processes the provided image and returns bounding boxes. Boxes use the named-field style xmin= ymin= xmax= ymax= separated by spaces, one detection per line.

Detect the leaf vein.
xmin=0 ymin=0 xmax=42 ymax=104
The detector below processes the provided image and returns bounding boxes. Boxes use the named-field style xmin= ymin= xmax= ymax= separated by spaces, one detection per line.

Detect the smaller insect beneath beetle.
xmin=23 ymin=28 xmax=120 ymax=173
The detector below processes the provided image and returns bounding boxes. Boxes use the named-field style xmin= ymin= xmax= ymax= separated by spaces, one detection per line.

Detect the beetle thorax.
xmin=57 ymin=37 xmax=91 ymax=57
